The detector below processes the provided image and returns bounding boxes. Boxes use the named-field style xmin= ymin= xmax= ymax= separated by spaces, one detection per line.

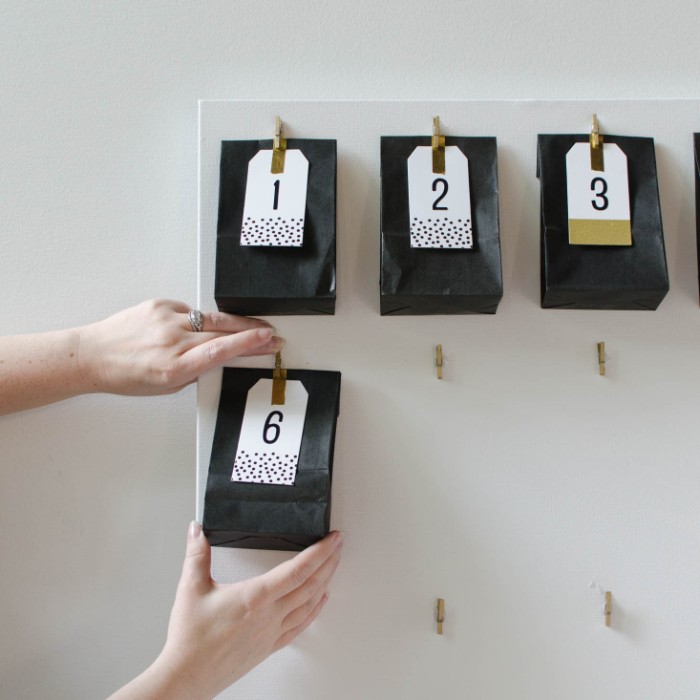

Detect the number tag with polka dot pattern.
xmin=407 ymin=145 xmax=473 ymax=249
xmin=231 ymin=379 xmax=308 ymax=486
xmin=566 ymin=142 xmax=632 ymax=246
xmin=240 ymin=150 xmax=309 ymax=247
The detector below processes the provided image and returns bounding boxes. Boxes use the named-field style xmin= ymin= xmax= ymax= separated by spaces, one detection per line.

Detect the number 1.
xmin=273 ymin=179 xmax=280 ymax=210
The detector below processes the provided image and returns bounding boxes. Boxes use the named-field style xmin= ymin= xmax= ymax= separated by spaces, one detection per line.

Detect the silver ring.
xmin=188 ymin=309 xmax=204 ymax=332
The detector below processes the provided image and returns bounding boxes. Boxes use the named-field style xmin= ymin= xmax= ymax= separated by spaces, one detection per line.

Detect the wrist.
xmin=147 ymin=647 xmax=214 ymax=700
xmin=107 ymin=652 xmax=205 ymax=700
xmin=76 ymin=322 xmax=108 ymax=394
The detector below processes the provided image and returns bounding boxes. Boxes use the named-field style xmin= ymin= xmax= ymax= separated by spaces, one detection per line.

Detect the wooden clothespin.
xmin=432 ymin=116 xmax=446 ymax=174
xmin=597 ymin=342 xmax=606 ymax=376
xmin=590 ymin=114 xmax=604 ymax=172
xmin=271 ymin=351 xmax=287 ymax=405
xmin=271 ymin=116 xmax=287 ymax=174
xmin=436 ymin=598 xmax=445 ymax=635
xmin=436 ymin=344 xmax=443 ymax=380
xmin=604 ymin=591 xmax=612 ymax=627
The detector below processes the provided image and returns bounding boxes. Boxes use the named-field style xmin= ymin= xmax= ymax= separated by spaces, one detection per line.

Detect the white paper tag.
xmin=566 ymin=142 xmax=632 ymax=246
xmin=241 ymin=149 xmax=309 ymax=246
xmin=407 ymin=145 xmax=473 ymax=249
xmin=232 ymin=379 xmax=308 ymax=485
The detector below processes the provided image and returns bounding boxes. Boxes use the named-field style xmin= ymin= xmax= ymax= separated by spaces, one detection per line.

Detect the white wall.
xmin=2 ymin=3 xmax=700 ymax=699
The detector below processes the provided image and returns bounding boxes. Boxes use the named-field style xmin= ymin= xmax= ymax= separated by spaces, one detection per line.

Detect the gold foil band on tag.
xmin=568 ymin=219 xmax=632 ymax=246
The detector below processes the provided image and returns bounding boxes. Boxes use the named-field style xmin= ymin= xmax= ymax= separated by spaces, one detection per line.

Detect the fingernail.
xmin=331 ymin=531 xmax=343 ymax=549
xmin=270 ymin=336 xmax=285 ymax=350
xmin=257 ymin=327 xmax=274 ymax=341
xmin=188 ymin=520 xmax=202 ymax=541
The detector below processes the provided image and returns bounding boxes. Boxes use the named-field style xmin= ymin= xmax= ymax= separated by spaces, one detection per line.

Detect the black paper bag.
xmin=538 ymin=134 xmax=669 ymax=310
xmin=380 ymin=136 xmax=503 ymax=315
xmin=694 ymin=133 xmax=700 ymax=304
xmin=215 ymin=139 xmax=336 ymax=316
xmin=203 ymin=367 xmax=341 ymax=551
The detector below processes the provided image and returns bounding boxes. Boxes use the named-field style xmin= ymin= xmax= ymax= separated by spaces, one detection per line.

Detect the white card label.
xmin=232 ymin=379 xmax=308 ymax=486
xmin=566 ymin=142 xmax=632 ymax=246
xmin=407 ymin=145 xmax=473 ymax=249
xmin=241 ymin=149 xmax=309 ymax=247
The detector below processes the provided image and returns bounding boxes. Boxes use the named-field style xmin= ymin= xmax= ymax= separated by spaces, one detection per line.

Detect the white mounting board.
xmin=198 ymin=101 xmax=700 ymax=700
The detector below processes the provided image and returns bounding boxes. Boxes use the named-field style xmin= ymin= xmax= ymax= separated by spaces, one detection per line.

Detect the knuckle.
xmin=143 ymin=298 xmax=162 ymax=314
xmin=290 ymin=561 xmax=313 ymax=589
xmin=207 ymin=338 xmax=224 ymax=362
xmin=207 ymin=311 xmax=225 ymax=330
xmin=158 ymin=361 xmax=179 ymax=387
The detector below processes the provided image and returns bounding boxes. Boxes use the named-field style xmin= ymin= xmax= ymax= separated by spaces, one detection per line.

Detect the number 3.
xmin=263 ymin=410 xmax=283 ymax=444
xmin=591 ymin=177 xmax=609 ymax=211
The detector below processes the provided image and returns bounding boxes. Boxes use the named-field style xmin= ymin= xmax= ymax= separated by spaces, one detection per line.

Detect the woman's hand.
xmin=0 ymin=299 xmax=282 ymax=414
xmin=109 ymin=525 xmax=343 ymax=700
xmin=78 ymin=299 xmax=282 ymax=396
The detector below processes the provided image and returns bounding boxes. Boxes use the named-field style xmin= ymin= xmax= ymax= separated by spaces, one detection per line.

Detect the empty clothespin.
xmin=597 ymin=342 xmax=606 ymax=376
xmin=590 ymin=114 xmax=604 ymax=172
xmin=271 ymin=116 xmax=287 ymax=174
xmin=436 ymin=344 xmax=443 ymax=380
xmin=432 ymin=116 xmax=446 ymax=174
xmin=271 ymin=351 xmax=287 ymax=405
xmin=436 ymin=598 xmax=445 ymax=635
xmin=604 ymin=591 xmax=612 ymax=627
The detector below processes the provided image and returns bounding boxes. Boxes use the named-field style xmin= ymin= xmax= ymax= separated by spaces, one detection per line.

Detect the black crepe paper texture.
xmin=215 ymin=139 xmax=336 ymax=316
xmin=380 ymin=136 xmax=503 ymax=315
xmin=203 ymin=368 xmax=341 ymax=551
xmin=694 ymin=134 xmax=700 ymax=305
xmin=537 ymin=134 xmax=669 ymax=310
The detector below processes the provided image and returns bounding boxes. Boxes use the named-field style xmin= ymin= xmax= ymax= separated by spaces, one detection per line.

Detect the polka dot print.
xmin=410 ymin=217 xmax=473 ymax=249
xmin=241 ymin=217 xmax=304 ymax=247
xmin=232 ymin=450 xmax=298 ymax=485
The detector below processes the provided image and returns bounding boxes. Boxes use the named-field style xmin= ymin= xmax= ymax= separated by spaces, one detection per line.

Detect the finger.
xmin=176 ymin=328 xmax=280 ymax=380
xmin=281 ymin=584 xmax=328 ymax=633
xmin=277 ymin=547 xmax=341 ymax=616
xmin=260 ymin=531 xmax=343 ymax=600
xmin=184 ymin=310 xmax=272 ymax=334
xmin=236 ymin=337 xmax=285 ymax=357
xmin=177 ymin=521 xmax=212 ymax=594
xmin=273 ymin=594 xmax=329 ymax=652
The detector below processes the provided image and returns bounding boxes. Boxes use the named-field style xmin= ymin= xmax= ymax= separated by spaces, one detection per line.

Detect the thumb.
xmin=178 ymin=520 xmax=212 ymax=593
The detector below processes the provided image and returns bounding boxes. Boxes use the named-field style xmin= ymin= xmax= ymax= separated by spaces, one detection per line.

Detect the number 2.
xmin=263 ymin=411 xmax=283 ymax=444
xmin=591 ymin=177 xmax=609 ymax=211
xmin=432 ymin=178 xmax=448 ymax=210
xmin=272 ymin=179 xmax=280 ymax=210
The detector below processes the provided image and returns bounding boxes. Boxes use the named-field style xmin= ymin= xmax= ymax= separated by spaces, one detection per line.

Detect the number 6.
xmin=263 ymin=410 xmax=283 ymax=444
